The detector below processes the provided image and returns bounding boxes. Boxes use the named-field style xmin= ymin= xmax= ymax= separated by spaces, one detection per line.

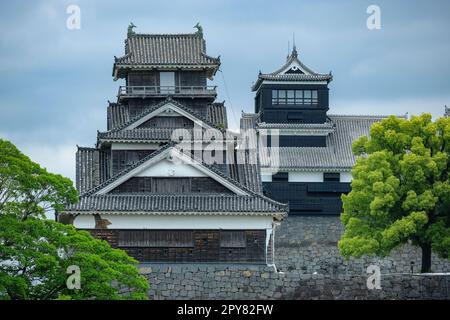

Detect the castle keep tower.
xmin=246 ymin=47 xmax=383 ymax=215
xmin=63 ymin=28 xmax=287 ymax=264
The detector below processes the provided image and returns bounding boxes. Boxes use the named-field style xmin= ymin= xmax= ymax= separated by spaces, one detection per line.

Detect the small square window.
xmin=272 ymin=172 xmax=288 ymax=181
xmin=324 ymin=172 xmax=340 ymax=182
xmin=272 ymin=90 xmax=278 ymax=99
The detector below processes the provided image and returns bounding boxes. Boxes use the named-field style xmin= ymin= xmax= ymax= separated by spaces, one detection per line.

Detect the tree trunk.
xmin=420 ymin=243 xmax=432 ymax=273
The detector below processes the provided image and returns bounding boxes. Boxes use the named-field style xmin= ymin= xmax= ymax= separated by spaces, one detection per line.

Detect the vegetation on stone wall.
xmin=339 ymin=114 xmax=450 ymax=273
xmin=0 ymin=139 xmax=149 ymax=299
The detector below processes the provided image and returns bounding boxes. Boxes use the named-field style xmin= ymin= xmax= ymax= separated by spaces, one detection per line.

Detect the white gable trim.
xmin=94 ymin=147 xmax=250 ymax=196
xmin=277 ymin=59 xmax=309 ymax=75
xmin=124 ymin=102 xmax=214 ymax=131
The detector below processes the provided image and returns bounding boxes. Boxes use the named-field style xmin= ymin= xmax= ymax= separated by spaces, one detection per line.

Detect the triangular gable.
xmin=273 ymin=56 xmax=317 ymax=76
xmin=123 ymin=102 xmax=215 ymax=131
xmin=92 ymin=146 xmax=250 ymax=196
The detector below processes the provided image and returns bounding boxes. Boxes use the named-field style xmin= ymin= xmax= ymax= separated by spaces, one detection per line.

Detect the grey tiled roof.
xmin=98 ymin=128 xmax=176 ymax=142
xmin=114 ymin=33 xmax=220 ymax=72
xmin=252 ymin=48 xmax=332 ymax=91
xmin=81 ymin=142 xmax=256 ymax=197
xmin=107 ymin=103 xmax=130 ymax=131
xmin=76 ymin=147 xmax=110 ymax=194
xmin=65 ymin=194 xmax=286 ymax=216
xmin=71 ymin=142 xmax=286 ymax=216
xmin=207 ymin=102 xmax=228 ymax=128
xmin=234 ymin=113 xmax=263 ymax=194
xmin=107 ymin=101 xmax=228 ymax=131
xmin=259 ymin=115 xmax=390 ymax=170
xmin=252 ymin=73 xmax=332 ymax=91
xmin=258 ymin=74 xmax=332 ymax=82
xmin=109 ymin=98 xmax=223 ymax=133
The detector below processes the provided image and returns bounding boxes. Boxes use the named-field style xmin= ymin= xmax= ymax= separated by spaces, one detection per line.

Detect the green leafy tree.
xmin=0 ymin=139 xmax=149 ymax=299
xmin=339 ymin=114 xmax=450 ymax=273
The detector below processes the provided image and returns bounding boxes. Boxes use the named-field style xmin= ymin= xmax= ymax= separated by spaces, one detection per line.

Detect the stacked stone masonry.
xmin=140 ymin=265 xmax=450 ymax=300
xmin=141 ymin=216 xmax=450 ymax=299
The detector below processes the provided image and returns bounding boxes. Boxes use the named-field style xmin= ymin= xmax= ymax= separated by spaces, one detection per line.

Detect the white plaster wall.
xmin=136 ymin=159 xmax=207 ymax=177
xmin=340 ymin=172 xmax=353 ymax=183
xmin=73 ymin=214 xmax=273 ymax=230
xmin=288 ymin=171 xmax=323 ymax=182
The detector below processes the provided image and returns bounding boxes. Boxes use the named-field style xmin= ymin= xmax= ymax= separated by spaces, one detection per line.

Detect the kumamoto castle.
xmin=61 ymin=26 xmax=450 ymax=299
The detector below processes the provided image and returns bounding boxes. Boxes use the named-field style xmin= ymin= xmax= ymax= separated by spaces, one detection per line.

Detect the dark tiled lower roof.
xmin=76 ymin=147 xmax=110 ymax=194
xmin=234 ymin=113 xmax=263 ymax=194
xmin=109 ymin=98 xmax=223 ymax=133
xmin=107 ymin=103 xmax=130 ymax=131
xmin=259 ymin=115 xmax=389 ymax=170
xmin=65 ymin=194 xmax=286 ymax=216
xmin=71 ymin=142 xmax=286 ymax=216
xmin=81 ymin=142 xmax=259 ymax=197
xmin=98 ymin=128 xmax=177 ymax=142
xmin=107 ymin=101 xmax=228 ymax=131
xmin=207 ymin=102 xmax=228 ymax=128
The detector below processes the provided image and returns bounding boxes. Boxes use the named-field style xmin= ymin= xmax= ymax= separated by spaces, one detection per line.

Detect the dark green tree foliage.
xmin=339 ymin=114 xmax=450 ymax=272
xmin=0 ymin=139 xmax=149 ymax=299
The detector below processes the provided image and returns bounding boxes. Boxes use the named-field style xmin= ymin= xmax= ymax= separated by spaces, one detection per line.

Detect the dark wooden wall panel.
xmin=110 ymin=177 xmax=233 ymax=194
xmin=112 ymin=150 xmax=154 ymax=175
xmin=257 ymin=84 xmax=329 ymax=124
xmin=89 ymin=229 xmax=266 ymax=264
xmin=137 ymin=116 xmax=194 ymax=129
xmin=263 ymin=181 xmax=351 ymax=215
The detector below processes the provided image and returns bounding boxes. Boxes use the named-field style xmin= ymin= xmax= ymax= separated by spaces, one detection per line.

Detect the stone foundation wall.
xmin=140 ymin=264 xmax=450 ymax=300
xmin=275 ymin=216 xmax=450 ymax=274
xmin=141 ymin=216 xmax=450 ymax=300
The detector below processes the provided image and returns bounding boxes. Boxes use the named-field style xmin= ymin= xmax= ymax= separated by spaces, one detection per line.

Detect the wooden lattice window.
xmin=118 ymin=230 xmax=194 ymax=248
xmin=220 ymin=231 xmax=247 ymax=248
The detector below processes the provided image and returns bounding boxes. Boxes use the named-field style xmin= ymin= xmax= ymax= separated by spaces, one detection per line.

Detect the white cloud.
xmin=14 ymin=142 xmax=77 ymax=183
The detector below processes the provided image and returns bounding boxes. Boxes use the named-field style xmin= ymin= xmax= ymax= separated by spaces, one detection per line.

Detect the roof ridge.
xmin=77 ymin=146 xmax=98 ymax=151
xmin=328 ymin=114 xmax=393 ymax=119
xmin=129 ymin=33 xmax=200 ymax=38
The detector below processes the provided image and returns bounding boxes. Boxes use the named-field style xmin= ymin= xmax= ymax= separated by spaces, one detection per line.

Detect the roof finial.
xmin=291 ymin=32 xmax=298 ymax=58
xmin=287 ymin=40 xmax=290 ymax=60
xmin=127 ymin=22 xmax=136 ymax=37
xmin=194 ymin=22 xmax=203 ymax=38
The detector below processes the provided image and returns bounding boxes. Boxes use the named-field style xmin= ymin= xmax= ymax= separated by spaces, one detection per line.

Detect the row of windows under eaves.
xmin=272 ymin=89 xmax=318 ymax=105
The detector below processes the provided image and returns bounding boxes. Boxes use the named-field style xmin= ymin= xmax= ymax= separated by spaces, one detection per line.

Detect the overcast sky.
xmin=1 ymin=0 xmax=449 ymax=183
